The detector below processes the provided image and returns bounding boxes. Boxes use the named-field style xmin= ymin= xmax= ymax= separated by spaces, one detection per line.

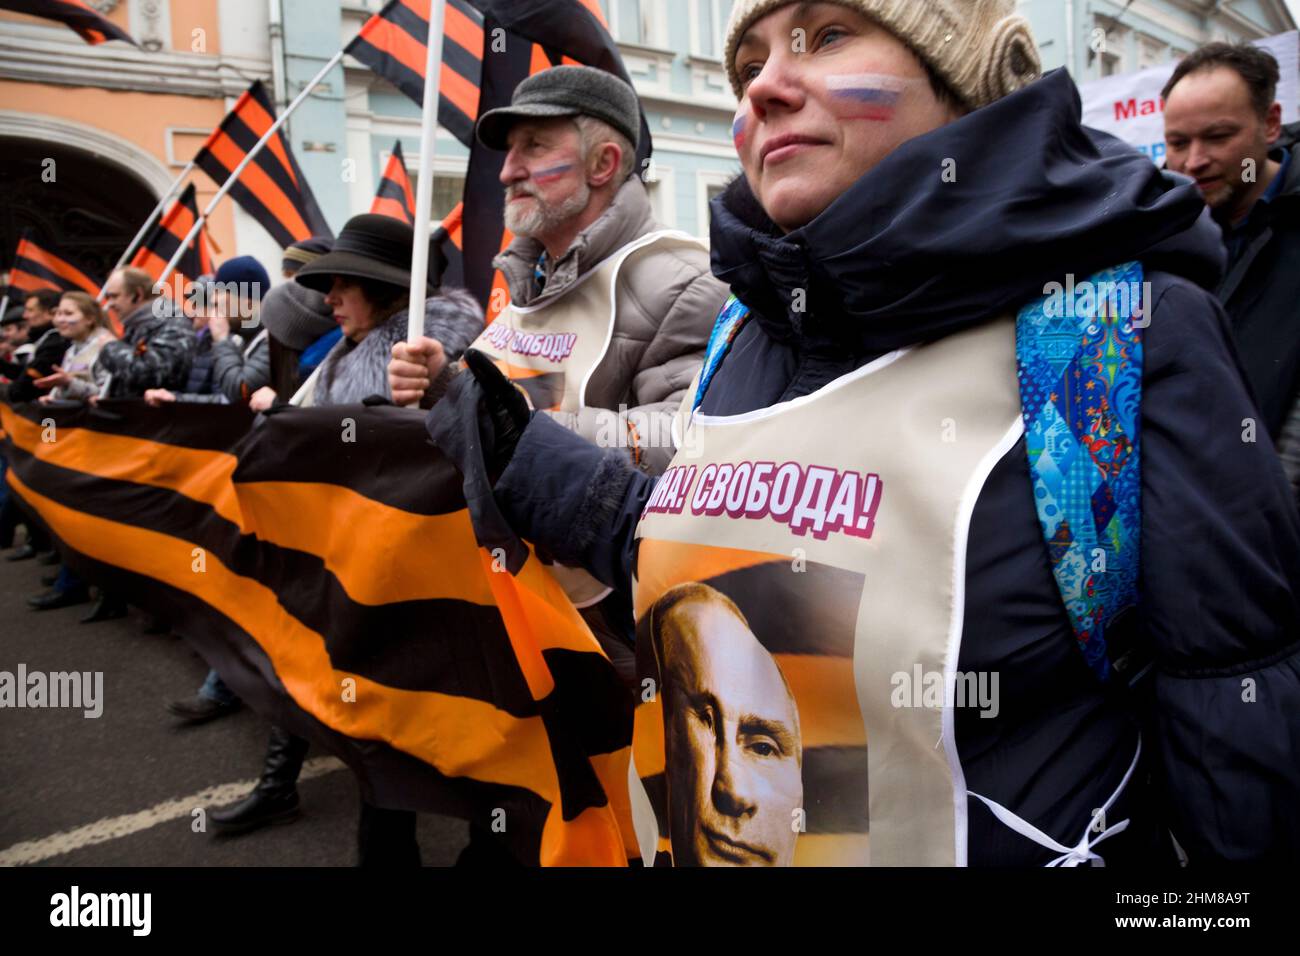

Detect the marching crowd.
xmin=3 ymin=0 xmax=1299 ymax=865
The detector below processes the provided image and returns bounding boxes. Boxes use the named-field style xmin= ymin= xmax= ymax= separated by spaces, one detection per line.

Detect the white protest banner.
xmin=1079 ymin=31 xmax=1300 ymax=165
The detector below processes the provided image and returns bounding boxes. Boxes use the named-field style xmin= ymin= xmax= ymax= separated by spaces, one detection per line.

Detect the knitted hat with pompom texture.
xmin=724 ymin=0 xmax=1042 ymax=111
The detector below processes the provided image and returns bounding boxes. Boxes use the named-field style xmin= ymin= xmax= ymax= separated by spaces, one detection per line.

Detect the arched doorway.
xmin=0 ymin=135 xmax=160 ymax=285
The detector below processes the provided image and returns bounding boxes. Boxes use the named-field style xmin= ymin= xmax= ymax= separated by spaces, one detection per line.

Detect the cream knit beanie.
xmin=723 ymin=0 xmax=1042 ymax=110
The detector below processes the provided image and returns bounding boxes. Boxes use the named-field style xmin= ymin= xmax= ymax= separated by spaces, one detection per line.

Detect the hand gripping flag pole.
xmin=407 ymin=0 xmax=446 ymax=343
xmin=156 ymin=51 xmax=346 ymax=291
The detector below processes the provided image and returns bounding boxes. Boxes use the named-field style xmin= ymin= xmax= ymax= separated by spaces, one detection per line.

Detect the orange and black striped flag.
xmin=129 ymin=183 xmax=215 ymax=295
xmin=370 ymin=142 xmax=417 ymax=225
xmin=4 ymin=230 xmax=100 ymax=299
xmin=0 ymin=0 xmax=136 ymax=45
xmin=0 ymin=399 xmax=637 ymax=865
xmin=193 ymin=80 xmax=333 ymax=248
xmin=345 ymin=0 xmax=485 ymax=149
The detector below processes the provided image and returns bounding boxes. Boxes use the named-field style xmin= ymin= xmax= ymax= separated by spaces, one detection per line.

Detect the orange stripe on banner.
xmin=15 ymin=240 xmax=98 ymax=293
xmin=2 ymin=410 xmax=242 ymax=525
xmin=200 ymin=89 xmax=252 ymax=154
xmin=774 ymin=654 xmax=867 ymax=749
xmin=590 ymin=747 xmax=640 ymax=860
xmin=540 ymin=802 xmax=628 ymax=867
xmin=207 ymin=134 xmax=311 ymax=241
xmin=443 ymin=1 xmax=482 ymax=59
xmin=5 ymin=269 xmax=61 ymax=295
xmin=236 ymin=482 xmax=497 ymax=607
xmin=4 ymin=470 xmax=566 ymax=801
xmin=371 ymin=195 xmax=414 ymax=224
xmin=633 ymin=695 xmax=665 ymax=778
xmin=440 ymin=61 xmax=480 ymax=122
xmin=793 ymin=833 xmax=871 ymax=866
xmin=529 ymin=43 xmax=551 ymax=76
xmin=372 ymin=19 xmax=429 ymax=79
xmin=633 ymin=540 xmax=785 ymax=620
xmin=237 ymin=93 xmax=297 ymax=188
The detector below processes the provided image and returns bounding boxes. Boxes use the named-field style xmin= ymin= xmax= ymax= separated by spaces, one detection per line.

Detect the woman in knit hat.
xmin=431 ymin=0 xmax=1300 ymax=865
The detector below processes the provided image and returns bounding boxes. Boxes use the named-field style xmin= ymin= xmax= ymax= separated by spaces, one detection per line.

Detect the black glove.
xmin=462 ymin=348 xmax=531 ymax=477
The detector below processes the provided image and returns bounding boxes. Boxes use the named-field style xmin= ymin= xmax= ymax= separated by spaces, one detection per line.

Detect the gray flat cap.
xmin=476 ymin=64 xmax=640 ymax=152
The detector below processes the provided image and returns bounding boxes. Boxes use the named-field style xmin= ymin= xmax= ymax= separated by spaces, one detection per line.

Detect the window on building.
xmin=1138 ymin=35 xmax=1168 ymax=70
xmin=692 ymin=0 xmax=730 ymax=59
xmin=408 ymin=171 xmax=467 ymax=223
xmin=604 ymin=0 xmax=662 ymax=46
xmin=1093 ymin=17 xmax=1128 ymax=78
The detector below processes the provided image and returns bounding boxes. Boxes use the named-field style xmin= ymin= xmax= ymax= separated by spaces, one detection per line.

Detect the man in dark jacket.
xmin=96 ymin=266 xmax=194 ymax=398
xmin=7 ymin=289 xmax=63 ymax=403
xmin=431 ymin=0 xmax=1300 ymax=865
xmin=1164 ymin=42 xmax=1300 ymax=441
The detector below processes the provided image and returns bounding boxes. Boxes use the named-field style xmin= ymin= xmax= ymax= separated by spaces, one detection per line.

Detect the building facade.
xmin=1019 ymin=0 xmax=1296 ymax=81
xmin=7 ymin=1 xmax=1300 ymax=284
xmin=0 ymin=0 xmax=742 ymax=283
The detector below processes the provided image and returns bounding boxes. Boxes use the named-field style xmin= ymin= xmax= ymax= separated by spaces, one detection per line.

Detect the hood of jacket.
xmin=709 ymin=68 xmax=1225 ymax=355
xmin=495 ymin=175 xmax=659 ymax=308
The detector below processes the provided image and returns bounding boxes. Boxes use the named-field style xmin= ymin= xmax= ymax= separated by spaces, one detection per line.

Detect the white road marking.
xmin=0 ymin=756 xmax=346 ymax=866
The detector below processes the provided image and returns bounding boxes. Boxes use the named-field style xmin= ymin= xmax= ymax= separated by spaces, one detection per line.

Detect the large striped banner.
xmin=0 ymin=399 xmax=636 ymax=866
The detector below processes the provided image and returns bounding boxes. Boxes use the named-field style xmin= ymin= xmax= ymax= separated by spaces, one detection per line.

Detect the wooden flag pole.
xmin=407 ymin=0 xmax=446 ymax=343
xmin=156 ymin=51 xmax=345 ymax=292
xmin=100 ymin=159 xmax=195 ymax=300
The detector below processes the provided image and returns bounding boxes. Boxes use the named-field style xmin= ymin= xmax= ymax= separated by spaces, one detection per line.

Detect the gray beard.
xmin=504 ymin=182 xmax=592 ymax=237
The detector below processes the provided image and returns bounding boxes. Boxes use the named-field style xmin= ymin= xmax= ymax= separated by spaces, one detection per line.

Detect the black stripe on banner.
xmin=231 ymin=404 xmax=475 ymax=516
xmin=384 ymin=1 xmax=431 ymax=46
xmin=442 ymin=35 xmax=481 ymax=88
xmin=223 ymin=116 xmax=309 ymax=212
xmin=448 ymin=0 xmax=484 ymax=27
xmin=349 ymin=38 xmax=425 ymax=105
xmin=193 ymin=153 xmax=296 ymax=248
xmin=4 ymin=442 xmax=541 ymax=716
xmin=11 ymin=255 xmax=79 ymax=292
xmin=376 ymin=176 xmax=411 ymax=208
xmin=7 ymin=399 xmax=253 ymax=452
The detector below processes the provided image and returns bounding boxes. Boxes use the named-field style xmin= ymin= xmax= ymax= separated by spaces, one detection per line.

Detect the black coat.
xmin=430 ymin=69 xmax=1300 ymax=864
xmin=1216 ymin=130 xmax=1300 ymax=439
xmin=7 ymin=325 xmax=66 ymax=402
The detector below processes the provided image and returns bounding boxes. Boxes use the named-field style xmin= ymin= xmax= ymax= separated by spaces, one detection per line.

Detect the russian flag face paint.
xmin=732 ymin=105 xmax=750 ymax=151
xmin=824 ymin=73 xmax=911 ymax=121
xmin=531 ymin=163 xmax=574 ymax=185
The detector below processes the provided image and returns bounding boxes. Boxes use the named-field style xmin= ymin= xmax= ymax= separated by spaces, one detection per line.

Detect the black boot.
xmin=27 ymin=586 xmax=91 ymax=610
xmin=210 ymin=725 xmax=309 ymax=834
xmin=80 ymin=592 xmax=128 ymax=624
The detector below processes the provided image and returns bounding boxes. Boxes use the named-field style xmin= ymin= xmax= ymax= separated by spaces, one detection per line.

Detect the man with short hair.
xmin=96 ymin=266 xmax=195 ymax=398
xmin=391 ymin=64 xmax=728 ymax=682
xmin=1164 ymin=42 xmax=1300 ymax=439
xmin=7 ymin=289 xmax=63 ymax=403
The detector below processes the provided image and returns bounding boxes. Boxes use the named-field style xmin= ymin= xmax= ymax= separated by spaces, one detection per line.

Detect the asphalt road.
xmin=0 ymin=533 xmax=469 ymax=867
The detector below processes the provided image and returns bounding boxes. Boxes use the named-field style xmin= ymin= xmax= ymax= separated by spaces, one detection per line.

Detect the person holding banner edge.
xmin=431 ymin=0 xmax=1300 ymax=864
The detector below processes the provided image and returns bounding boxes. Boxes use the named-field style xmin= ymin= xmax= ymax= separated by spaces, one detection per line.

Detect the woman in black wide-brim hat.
xmin=292 ymin=213 xmax=481 ymax=406
xmin=205 ymin=214 xmax=482 ymax=864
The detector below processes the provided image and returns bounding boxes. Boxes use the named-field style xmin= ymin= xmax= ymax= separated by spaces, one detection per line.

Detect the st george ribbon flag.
xmin=0 ymin=0 xmax=136 ymax=45
xmin=371 ymin=142 xmax=417 ymax=225
xmin=5 ymin=230 xmax=101 ymax=298
xmin=345 ymin=0 xmax=486 ymax=149
xmin=129 ymin=183 xmax=215 ymax=296
xmin=193 ymin=80 xmax=333 ymax=248
xmin=0 ymin=399 xmax=637 ymax=866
